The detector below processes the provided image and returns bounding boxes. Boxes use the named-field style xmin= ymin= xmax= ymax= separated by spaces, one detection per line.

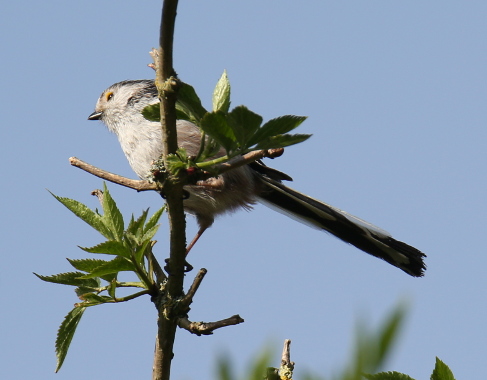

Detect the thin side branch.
xmin=177 ymin=314 xmax=245 ymax=336
xmin=70 ymin=157 xmax=158 ymax=191
xmin=180 ymin=268 xmax=207 ymax=310
xmin=279 ymin=339 xmax=295 ymax=380
xmin=213 ymin=148 xmax=284 ymax=176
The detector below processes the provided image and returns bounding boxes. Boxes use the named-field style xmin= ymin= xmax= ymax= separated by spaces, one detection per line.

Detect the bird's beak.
xmin=88 ymin=111 xmax=102 ymax=120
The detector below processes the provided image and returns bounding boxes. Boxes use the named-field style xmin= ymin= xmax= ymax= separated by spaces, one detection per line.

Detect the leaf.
xmin=144 ymin=206 xmax=165 ymax=234
xmin=74 ymin=286 xmax=100 ymax=298
xmin=67 ymin=258 xmax=111 ymax=273
xmin=49 ymin=192 xmax=113 ymax=240
xmin=227 ymin=105 xmax=263 ymax=147
xmin=80 ymin=240 xmax=132 ymax=258
xmin=247 ymin=115 xmax=307 ymax=147
xmin=134 ymin=238 xmax=152 ymax=264
xmin=212 ymin=70 xmax=231 ymax=113
xmin=101 ymin=183 xmax=124 ymax=241
xmin=126 ymin=209 xmax=149 ymax=237
xmin=141 ymin=223 xmax=160 ymax=243
xmin=141 ymin=103 xmax=161 ymax=122
xmin=67 ymin=258 xmax=118 ymax=282
xmin=79 ymin=293 xmax=112 ymax=304
xmin=55 ymin=306 xmax=86 ymax=372
xmin=200 ymin=111 xmax=238 ymax=153
xmin=254 ymin=133 xmax=311 ymax=150
xmin=364 ymin=372 xmax=416 ymax=380
xmin=107 ymin=279 xmax=117 ymax=299
xmin=176 ymin=82 xmax=208 ymax=123
xmin=431 ymin=358 xmax=456 ymax=380
xmin=78 ymin=256 xmax=136 ymax=279
xmin=34 ymin=272 xmax=99 ymax=288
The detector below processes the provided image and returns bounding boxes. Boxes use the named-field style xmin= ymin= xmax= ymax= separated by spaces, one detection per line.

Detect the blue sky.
xmin=2 ymin=1 xmax=487 ymax=379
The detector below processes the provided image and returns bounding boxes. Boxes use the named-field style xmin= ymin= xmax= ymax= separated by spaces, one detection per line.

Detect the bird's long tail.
xmin=256 ymin=176 xmax=426 ymax=277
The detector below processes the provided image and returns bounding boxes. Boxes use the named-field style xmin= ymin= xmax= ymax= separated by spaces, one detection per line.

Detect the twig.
xmin=70 ymin=157 xmax=158 ymax=192
xmin=177 ymin=315 xmax=245 ymax=336
xmin=179 ymin=268 xmax=207 ymax=310
xmin=207 ymin=148 xmax=284 ymax=177
xmin=279 ymin=339 xmax=294 ymax=380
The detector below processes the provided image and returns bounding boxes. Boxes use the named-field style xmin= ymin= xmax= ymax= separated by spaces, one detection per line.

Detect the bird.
xmin=88 ymin=79 xmax=426 ymax=277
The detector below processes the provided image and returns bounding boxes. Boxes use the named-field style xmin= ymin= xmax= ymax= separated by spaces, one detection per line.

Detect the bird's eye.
xmin=106 ymin=92 xmax=114 ymax=101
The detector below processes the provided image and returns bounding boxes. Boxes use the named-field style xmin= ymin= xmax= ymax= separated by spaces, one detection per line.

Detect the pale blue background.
xmin=1 ymin=1 xmax=486 ymax=379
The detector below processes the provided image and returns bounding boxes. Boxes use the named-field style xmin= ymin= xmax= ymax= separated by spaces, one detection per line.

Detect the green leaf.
xmin=247 ymin=115 xmax=307 ymax=147
xmin=227 ymin=105 xmax=263 ymax=147
xmin=213 ymin=70 xmax=231 ymax=113
xmin=74 ymin=286 xmax=100 ymax=297
xmin=67 ymin=258 xmax=118 ymax=282
xmin=431 ymin=358 xmax=456 ymax=380
xmin=50 ymin=192 xmax=113 ymax=240
xmin=79 ymin=293 xmax=112 ymax=305
xmin=78 ymin=256 xmax=136 ymax=279
xmin=141 ymin=223 xmax=160 ymax=243
xmin=107 ymin=279 xmax=117 ymax=299
xmin=80 ymin=240 xmax=132 ymax=258
xmin=101 ymin=183 xmax=124 ymax=241
xmin=67 ymin=258 xmax=111 ymax=273
xmin=141 ymin=103 xmax=161 ymax=122
xmin=176 ymin=82 xmax=208 ymax=123
xmin=55 ymin=306 xmax=86 ymax=372
xmin=254 ymin=133 xmax=311 ymax=150
xmin=144 ymin=206 xmax=165 ymax=234
xmin=34 ymin=272 xmax=99 ymax=288
xmin=127 ymin=209 xmax=149 ymax=236
xmin=134 ymin=238 xmax=152 ymax=264
xmin=200 ymin=111 xmax=238 ymax=153
xmin=364 ymin=372 xmax=416 ymax=380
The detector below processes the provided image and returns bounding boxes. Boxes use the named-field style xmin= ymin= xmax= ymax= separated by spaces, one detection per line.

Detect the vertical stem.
xmin=152 ymin=1 xmax=187 ymax=380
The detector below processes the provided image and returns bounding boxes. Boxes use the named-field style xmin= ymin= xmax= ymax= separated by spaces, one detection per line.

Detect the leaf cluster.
xmin=36 ymin=184 xmax=164 ymax=371
xmin=142 ymin=71 xmax=311 ymax=174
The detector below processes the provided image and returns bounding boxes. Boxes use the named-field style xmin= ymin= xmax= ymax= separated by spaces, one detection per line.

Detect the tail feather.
xmin=256 ymin=176 xmax=426 ymax=277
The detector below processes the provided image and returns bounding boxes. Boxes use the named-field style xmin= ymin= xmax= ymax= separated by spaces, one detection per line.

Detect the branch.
xmin=152 ymin=2 xmax=185 ymax=380
xmin=279 ymin=339 xmax=295 ymax=380
xmin=179 ymin=268 xmax=207 ymax=310
xmin=177 ymin=314 xmax=245 ymax=336
xmin=70 ymin=157 xmax=158 ymax=191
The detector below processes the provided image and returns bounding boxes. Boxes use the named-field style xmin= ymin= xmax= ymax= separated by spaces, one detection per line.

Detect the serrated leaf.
xmin=67 ymin=258 xmax=111 ymax=273
xmin=364 ymin=372 xmax=416 ymax=380
xmin=78 ymin=256 xmax=136 ymax=279
xmin=227 ymin=105 xmax=263 ymax=147
xmin=67 ymin=258 xmax=118 ymax=282
xmin=74 ymin=286 xmax=100 ymax=297
xmin=34 ymin=272 xmax=99 ymax=288
xmin=213 ymin=70 xmax=231 ymax=113
xmin=49 ymin=192 xmax=113 ymax=240
xmin=166 ymin=152 xmax=189 ymax=175
xmin=176 ymin=82 xmax=208 ymax=123
xmin=101 ymin=183 xmax=124 ymax=240
xmin=254 ymin=133 xmax=311 ymax=150
xmin=141 ymin=223 xmax=160 ymax=243
xmin=247 ymin=115 xmax=307 ymax=147
xmin=55 ymin=306 xmax=86 ymax=372
xmin=79 ymin=293 xmax=112 ymax=304
xmin=200 ymin=111 xmax=238 ymax=153
xmin=80 ymin=240 xmax=132 ymax=258
xmin=144 ymin=206 xmax=165 ymax=234
xmin=127 ymin=209 xmax=149 ymax=237
xmin=431 ymin=358 xmax=455 ymax=380
xmin=134 ymin=238 xmax=152 ymax=264
xmin=141 ymin=103 xmax=161 ymax=122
